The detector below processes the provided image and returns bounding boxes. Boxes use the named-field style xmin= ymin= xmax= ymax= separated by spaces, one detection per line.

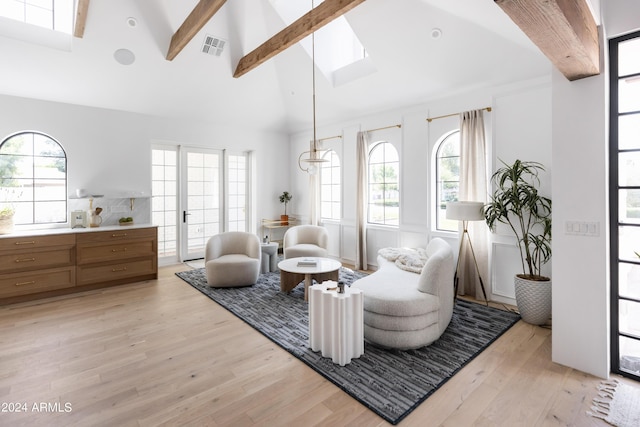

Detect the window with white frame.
xmin=0 ymin=131 xmax=67 ymax=225
xmin=151 ymin=147 xmax=178 ymax=258
xmin=227 ymin=152 xmax=248 ymax=232
xmin=320 ymin=149 xmax=340 ymax=220
xmin=435 ymin=130 xmax=460 ymax=232
xmin=368 ymin=141 xmax=399 ymax=225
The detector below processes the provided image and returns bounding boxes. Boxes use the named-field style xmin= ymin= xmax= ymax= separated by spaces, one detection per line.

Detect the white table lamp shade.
xmin=446 ymin=201 xmax=485 ymax=221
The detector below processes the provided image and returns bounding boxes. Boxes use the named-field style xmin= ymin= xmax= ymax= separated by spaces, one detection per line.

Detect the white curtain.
xmin=355 ymin=131 xmax=369 ymax=270
xmin=459 ymin=110 xmax=490 ymax=299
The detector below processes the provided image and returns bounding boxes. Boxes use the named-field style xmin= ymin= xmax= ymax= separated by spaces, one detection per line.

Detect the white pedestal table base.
xmin=308 ymin=282 xmax=364 ymax=366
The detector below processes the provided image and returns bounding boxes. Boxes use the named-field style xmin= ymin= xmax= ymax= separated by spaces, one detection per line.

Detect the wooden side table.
xmin=308 ymin=282 xmax=364 ymax=366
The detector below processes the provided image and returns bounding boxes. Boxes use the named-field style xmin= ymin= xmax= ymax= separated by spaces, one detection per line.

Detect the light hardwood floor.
xmin=0 ymin=263 xmax=636 ymax=426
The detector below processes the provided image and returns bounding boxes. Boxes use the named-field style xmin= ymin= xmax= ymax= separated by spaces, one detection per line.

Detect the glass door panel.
xmin=152 ymin=147 xmax=178 ymax=261
xmin=618 ymin=114 xmax=640 ymax=150
xmin=181 ymin=149 xmax=222 ymax=261
xmin=618 ymin=80 xmax=640 ymax=113
xmin=619 ymin=226 xmax=640 ymax=262
xmin=619 ymin=189 xmax=640 ymax=224
xmin=620 ymin=335 xmax=640 ymax=376
xmin=620 ymin=263 xmax=640 ymax=299
xmin=226 ymin=153 xmax=247 ymax=232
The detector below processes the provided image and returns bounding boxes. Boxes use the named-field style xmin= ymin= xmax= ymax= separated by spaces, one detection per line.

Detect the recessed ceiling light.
xmin=114 ymin=49 xmax=135 ymax=65
xmin=126 ymin=17 xmax=137 ymax=28
xmin=431 ymin=28 xmax=442 ymax=40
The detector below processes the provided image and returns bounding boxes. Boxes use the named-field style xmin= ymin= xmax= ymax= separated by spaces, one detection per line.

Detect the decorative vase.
xmin=280 ymin=214 xmax=289 ymax=225
xmin=514 ymin=275 xmax=552 ymax=325
xmin=0 ymin=214 xmax=14 ymax=234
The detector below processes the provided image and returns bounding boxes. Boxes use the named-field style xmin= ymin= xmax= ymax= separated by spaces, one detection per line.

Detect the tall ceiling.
xmin=0 ymin=0 xmax=551 ymax=134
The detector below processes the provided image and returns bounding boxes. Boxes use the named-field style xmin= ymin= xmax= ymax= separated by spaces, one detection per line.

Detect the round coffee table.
xmin=278 ymin=257 xmax=342 ymax=301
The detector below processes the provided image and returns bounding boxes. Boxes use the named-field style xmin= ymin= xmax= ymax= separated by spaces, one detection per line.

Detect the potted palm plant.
xmin=279 ymin=191 xmax=292 ymax=225
xmin=484 ymin=159 xmax=552 ymax=325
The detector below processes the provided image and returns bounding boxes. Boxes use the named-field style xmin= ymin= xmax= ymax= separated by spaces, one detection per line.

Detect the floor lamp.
xmin=446 ymin=201 xmax=488 ymax=305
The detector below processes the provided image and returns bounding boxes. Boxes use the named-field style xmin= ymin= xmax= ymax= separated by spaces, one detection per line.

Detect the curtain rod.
xmin=318 ymin=134 xmax=342 ymax=142
xmin=426 ymin=106 xmax=492 ymax=123
xmin=365 ymin=124 xmax=402 ymax=133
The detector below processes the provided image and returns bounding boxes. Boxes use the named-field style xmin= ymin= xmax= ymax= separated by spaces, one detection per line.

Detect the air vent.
xmin=201 ymin=35 xmax=226 ymax=57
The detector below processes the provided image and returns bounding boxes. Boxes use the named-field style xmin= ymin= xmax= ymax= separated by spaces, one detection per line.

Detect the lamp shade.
xmin=446 ymin=201 xmax=485 ymax=221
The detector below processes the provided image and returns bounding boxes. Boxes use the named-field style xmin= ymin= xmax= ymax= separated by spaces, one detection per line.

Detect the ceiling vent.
xmin=201 ymin=35 xmax=226 ymax=57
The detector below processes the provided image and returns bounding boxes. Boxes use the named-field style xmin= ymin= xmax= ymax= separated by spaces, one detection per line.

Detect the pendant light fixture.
xmin=298 ymin=0 xmax=328 ymax=175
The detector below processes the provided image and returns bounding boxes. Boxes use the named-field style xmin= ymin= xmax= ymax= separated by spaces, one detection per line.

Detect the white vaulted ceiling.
xmin=0 ymin=0 xmax=551 ymax=133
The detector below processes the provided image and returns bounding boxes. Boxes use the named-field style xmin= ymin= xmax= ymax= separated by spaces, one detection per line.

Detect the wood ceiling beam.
xmin=73 ymin=0 xmax=90 ymax=38
xmin=233 ymin=0 xmax=367 ymax=78
xmin=166 ymin=0 xmax=227 ymax=61
xmin=495 ymin=0 xmax=600 ymax=81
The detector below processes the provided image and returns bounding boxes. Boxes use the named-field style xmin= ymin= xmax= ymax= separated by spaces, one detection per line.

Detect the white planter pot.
xmin=514 ymin=275 xmax=551 ymax=326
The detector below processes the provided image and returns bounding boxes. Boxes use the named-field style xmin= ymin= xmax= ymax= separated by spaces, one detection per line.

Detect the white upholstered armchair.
xmin=283 ymin=225 xmax=328 ymax=259
xmin=205 ymin=232 xmax=261 ymax=288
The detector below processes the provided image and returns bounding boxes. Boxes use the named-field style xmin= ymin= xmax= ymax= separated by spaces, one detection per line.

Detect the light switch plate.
xmin=565 ymin=221 xmax=599 ymax=237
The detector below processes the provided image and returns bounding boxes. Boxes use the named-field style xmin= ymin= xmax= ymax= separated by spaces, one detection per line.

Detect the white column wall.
xmin=551 ymin=58 xmax=609 ymax=378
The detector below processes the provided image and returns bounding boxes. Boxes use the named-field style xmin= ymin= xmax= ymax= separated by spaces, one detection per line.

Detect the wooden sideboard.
xmin=0 ymin=225 xmax=157 ymax=305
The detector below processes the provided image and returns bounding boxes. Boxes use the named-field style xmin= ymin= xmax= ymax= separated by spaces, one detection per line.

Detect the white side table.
xmin=308 ymin=281 xmax=364 ymax=366
xmin=260 ymin=242 xmax=279 ymax=274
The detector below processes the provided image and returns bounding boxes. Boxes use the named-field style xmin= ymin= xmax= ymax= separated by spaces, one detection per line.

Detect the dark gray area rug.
xmin=176 ymin=267 xmax=520 ymax=425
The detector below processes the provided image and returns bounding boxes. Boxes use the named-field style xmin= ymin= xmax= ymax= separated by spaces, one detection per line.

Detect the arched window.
xmin=320 ymin=149 xmax=341 ymax=220
xmin=435 ymin=130 xmax=460 ymax=232
xmin=0 ymin=131 xmax=67 ymax=225
xmin=368 ymin=141 xmax=399 ymax=225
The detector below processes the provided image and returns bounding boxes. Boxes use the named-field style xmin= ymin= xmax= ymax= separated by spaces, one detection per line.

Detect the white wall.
xmin=0 ymin=94 xmax=290 ymax=233
xmin=604 ymin=0 xmax=640 ymax=38
xmin=490 ymin=82 xmax=553 ymax=303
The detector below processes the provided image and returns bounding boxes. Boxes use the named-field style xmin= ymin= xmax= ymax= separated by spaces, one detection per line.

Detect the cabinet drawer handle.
xmin=112 ymin=233 xmax=127 ymax=237
xmin=15 ymin=258 xmax=36 ymax=263
xmin=15 ymin=281 xmax=36 ymax=287
xmin=112 ymin=267 xmax=128 ymax=272
xmin=111 ymin=248 xmax=127 ymax=252
xmin=15 ymin=241 xmax=36 ymax=245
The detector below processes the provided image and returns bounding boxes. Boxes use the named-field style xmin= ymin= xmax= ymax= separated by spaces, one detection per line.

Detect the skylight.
xmin=269 ymin=0 xmax=376 ymax=86
xmin=0 ymin=0 xmax=73 ymax=34
xmin=0 ymin=0 xmax=73 ymax=51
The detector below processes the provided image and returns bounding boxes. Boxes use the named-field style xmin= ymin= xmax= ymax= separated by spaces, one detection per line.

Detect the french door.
xmin=610 ymin=31 xmax=640 ymax=382
xmin=152 ymin=145 xmax=250 ymax=264
xmin=181 ymin=147 xmax=223 ymax=261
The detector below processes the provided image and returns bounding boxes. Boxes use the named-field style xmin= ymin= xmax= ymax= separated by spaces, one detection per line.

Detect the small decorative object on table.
xmin=297 ymin=258 xmax=317 ymax=267
xmin=119 ymin=216 xmax=134 ymax=226
xmin=279 ymin=191 xmax=292 ymax=225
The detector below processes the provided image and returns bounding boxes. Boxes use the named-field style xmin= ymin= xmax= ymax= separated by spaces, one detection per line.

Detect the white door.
xmin=180 ymin=147 xmax=223 ymax=261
